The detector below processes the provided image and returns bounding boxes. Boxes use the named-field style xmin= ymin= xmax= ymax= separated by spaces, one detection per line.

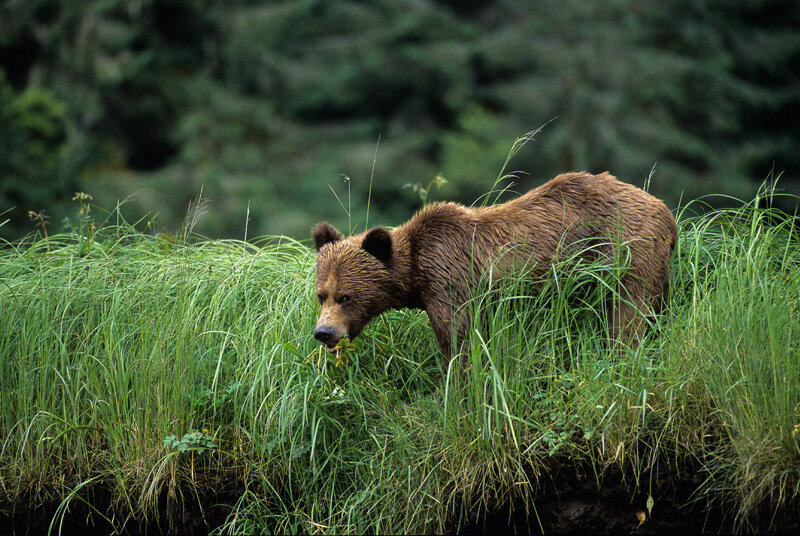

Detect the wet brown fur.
xmin=313 ymin=172 xmax=677 ymax=355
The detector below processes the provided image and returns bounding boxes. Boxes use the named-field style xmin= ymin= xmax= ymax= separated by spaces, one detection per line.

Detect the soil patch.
xmin=461 ymin=465 xmax=800 ymax=535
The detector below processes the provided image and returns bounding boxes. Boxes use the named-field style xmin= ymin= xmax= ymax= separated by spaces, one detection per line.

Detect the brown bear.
xmin=312 ymin=172 xmax=677 ymax=356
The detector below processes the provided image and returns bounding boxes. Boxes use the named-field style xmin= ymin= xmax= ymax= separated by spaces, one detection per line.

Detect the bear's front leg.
xmin=426 ymin=300 xmax=473 ymax=359
xmin=420 ymin=268 xmax=474 ymax=359
xmin=425 ymin=304 xmax=453 ymax=357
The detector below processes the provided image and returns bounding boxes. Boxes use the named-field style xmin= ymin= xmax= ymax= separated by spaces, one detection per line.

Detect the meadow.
xmin=1 ymin=180 xmax=799 ymax=534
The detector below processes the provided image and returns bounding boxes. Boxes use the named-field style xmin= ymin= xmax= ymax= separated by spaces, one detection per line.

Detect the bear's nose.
xmin=314 ymin=326 xmax=334 ymax=344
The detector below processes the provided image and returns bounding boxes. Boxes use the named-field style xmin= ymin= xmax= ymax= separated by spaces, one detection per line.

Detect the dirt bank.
xmin=4 ymin=466 xmax=799 ymax=534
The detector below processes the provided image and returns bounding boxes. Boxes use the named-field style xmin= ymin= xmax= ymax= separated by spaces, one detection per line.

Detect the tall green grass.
xmin=1 ymin=181 xmax=799 ymax=533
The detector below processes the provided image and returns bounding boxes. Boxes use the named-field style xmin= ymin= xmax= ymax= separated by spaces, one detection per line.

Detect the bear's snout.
xmin=314 ymin=304 xmax=350 ymax=349
xmin=314 ymin=325 xmax=336 ymax=345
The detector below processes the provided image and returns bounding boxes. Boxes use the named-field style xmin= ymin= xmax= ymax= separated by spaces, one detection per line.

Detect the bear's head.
xmin=312 ymin=222 xmax=395 ymax=350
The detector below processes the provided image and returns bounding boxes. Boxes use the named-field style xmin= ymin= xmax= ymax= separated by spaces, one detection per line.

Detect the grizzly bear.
xmin=312 ymin=172 xmax=677 ymax=356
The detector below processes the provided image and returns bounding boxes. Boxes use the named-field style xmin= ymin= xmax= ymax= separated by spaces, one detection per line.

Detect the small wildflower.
xmin=404 ymin=174 xmax=448 ymax=205
xmin=28 ymin=210 xmax=51 ymax=251
xmin=28 ymin=209 xmax=49 ymax=222
xmin=72 ymin=192 xmax=94 ymax=217
xmin=792 ymin=423 xmax=800 ymax=437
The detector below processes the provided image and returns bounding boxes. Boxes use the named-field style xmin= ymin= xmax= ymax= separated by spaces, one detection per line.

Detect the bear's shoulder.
xmin=405 ymin=201 xmax=473 ymax=232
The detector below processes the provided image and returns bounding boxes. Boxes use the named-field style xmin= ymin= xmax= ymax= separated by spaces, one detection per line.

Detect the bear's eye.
xmin=338 ymin=294 xmax=351 ymax=305
xmin=317 ymin=293 xmax=326 ymax=304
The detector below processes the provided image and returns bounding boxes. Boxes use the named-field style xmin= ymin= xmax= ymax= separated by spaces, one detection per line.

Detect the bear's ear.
xmin=312 ymin=222 xmax=343 ymax=251
xmin=362 ymin=227 xmax=393 ymax=264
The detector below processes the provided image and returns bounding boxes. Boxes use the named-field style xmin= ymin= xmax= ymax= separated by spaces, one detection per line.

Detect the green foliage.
xmin=2 ymin=0 xmax=798 ymax=241
xmin=0 ymin=70 xmax=76 ymax=238
xmin=163 ymin=430 xmax=217 ymax=455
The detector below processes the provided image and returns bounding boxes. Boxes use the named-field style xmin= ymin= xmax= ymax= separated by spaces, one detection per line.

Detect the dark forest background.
xmin=1 ymin=0 xmax=799 ymax=241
